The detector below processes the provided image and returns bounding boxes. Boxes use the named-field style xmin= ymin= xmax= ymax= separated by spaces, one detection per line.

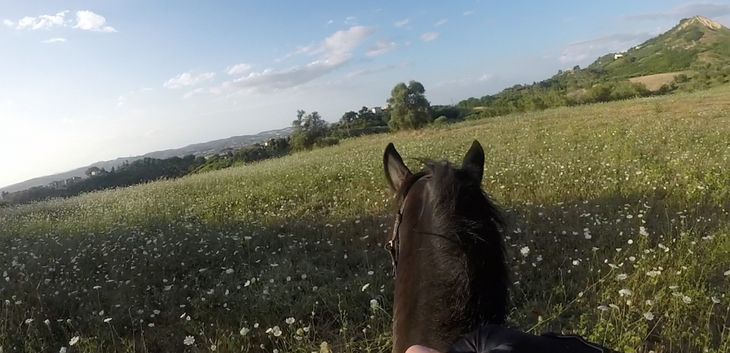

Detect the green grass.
xmin=2 ymin=87 xmax=730 ymax=353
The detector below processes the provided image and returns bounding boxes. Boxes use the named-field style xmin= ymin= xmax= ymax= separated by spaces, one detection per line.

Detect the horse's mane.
xmin=421 ymin=160 xmax=509 ymax=331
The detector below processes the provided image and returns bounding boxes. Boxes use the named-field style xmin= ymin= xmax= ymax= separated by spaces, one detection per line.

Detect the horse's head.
xmin=383 ymin=141 xmax=509 ymax=353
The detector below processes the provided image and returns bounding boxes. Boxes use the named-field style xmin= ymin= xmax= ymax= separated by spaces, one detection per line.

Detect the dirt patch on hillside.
xmin=630 ymin=72 xmax=690 ymax=91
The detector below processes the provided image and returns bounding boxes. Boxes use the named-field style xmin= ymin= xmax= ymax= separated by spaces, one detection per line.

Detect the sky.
xmin=1 ymin=0 xmax=730 ymax=188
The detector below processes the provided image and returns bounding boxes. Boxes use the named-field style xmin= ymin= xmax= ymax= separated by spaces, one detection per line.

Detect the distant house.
xmin=66 ymin=177 xmax=81 ymax=186
xmin=370 ymin=106 xmax=383 ymax=114
xmin=614 ymin=53 xmax=625 ymax=60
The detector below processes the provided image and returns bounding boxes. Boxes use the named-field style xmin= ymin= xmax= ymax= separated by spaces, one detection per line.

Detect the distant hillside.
xmin=1 ymin=127 xmax=293 ymax=193
xmin=458 ymin=16 xmax=730 ymax=115
xmin=588 ymin=16 xmax=730 ymax=78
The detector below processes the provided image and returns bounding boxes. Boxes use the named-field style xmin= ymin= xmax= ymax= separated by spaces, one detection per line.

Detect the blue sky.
xmin=1 ymin=0 xmax=730 ymax=188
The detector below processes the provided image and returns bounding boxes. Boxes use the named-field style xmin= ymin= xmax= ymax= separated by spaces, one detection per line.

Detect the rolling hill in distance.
xmin=589 ymin=16 xmax=730 ymax=78
xmin=0 ymin=127 xmax=292 ymax=193
xmin=4 ymin=16 xmax=729 ymax=194
xmin=458 ymin=16 xmax=730 ymax=111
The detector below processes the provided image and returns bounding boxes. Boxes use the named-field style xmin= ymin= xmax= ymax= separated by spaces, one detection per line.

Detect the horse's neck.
xmin=392 ymin=250 xmax=473 ymax=353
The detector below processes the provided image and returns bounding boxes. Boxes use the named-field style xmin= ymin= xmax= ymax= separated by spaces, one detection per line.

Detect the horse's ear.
xmin=462 ymin=140 xmax=485 ymax=182
xmin=383 ymin=143 xmax=412 ymax=192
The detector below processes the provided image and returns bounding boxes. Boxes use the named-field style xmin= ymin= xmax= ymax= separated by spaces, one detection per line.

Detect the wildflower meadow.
xmin=1 ymin=87 xmax=729 ymax=352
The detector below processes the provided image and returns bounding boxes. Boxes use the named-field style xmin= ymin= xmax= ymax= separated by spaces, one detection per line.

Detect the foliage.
xmin=432 ymin=116 xmax=449 ymax=126
xmin=458 ymin=68 xmax=658 ymax=119
xmin=194 ymin=138 xmax=291 ymax=174
xmin=291 ymin=110 xmax=335 ymax=151
xmin=673 ymin=63 xmax=730 ymax=92
xmin=1 ymin=155 xmax=207 ymax=205
xmin=387 ymin=81 xmax=432 ymax=130
xmin=330 ymin=107 xmax=389 ymax=138
xmin=431 ymin=105 xmax=467 ymax=123
xmin=1 ymin=87 xmax=729 ymax=353
xmin=1 ymin=138 xmax=292 ymax=205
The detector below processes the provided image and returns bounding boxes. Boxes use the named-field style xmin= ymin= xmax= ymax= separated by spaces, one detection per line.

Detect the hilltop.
xmin=589 ymin=16 xmax=730 ymax=78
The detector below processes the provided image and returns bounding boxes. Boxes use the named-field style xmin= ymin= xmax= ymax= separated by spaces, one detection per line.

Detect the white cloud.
xmin=7 ymin=10 xmax=116 ymax=33
xmin=41 ymin=37 xmax=67 ymax=44
xmin=344 ymin=16 xmax=358 ymax=25
xmin=434 ymin=18 xmax=448 ymax=27
xmin=15 ymin=11 xmax=69 ymax=30
xmin=226 ymin=63 xmax=253 ymax=76
xmin=559 ymin=32 xmax=652 ymax=64
xmin=478 ymin=73 xmax=493 ymax=82
xmin=183 ymin=87 xmax=206 ymax=99
xmin=320 ymin=26 xmax=373 ymax=58
xmin=394 ymin=18 xmax=410 ymax=28
xmin=366 ymin=40 xmax=397 ymax=57
xmin=219 ymin=26 xmax=374 ymax=93
xmin=345 ymin=63 xmax=401 ymax=78
xmin=463 ymin=10 xmax=474 ymax=16
xmin=164 ymin=72 xmax=216 ymax=89
xmin=73 ymin=10 xmax=116 ymax=32
xmin=420 ymin=32 xmax=440 ymax=42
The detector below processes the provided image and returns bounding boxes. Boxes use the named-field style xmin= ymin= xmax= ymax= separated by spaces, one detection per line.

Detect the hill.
xmin=1 ymin=87 xmax=728 ymax=353
xmin=458 ymin=16 xmax=730 ymax=115
xmin=0 ymin=127 xmax=292 ymax=193
xmin=588 ymin=16 xmax=730 ymax=78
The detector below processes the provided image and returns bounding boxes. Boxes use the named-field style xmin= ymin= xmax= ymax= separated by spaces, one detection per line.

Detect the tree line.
xmin=287 ymin=80 xmax=460 ymax=151
xmin=1 ymin=156 xmax=206 ymax=205
xmin=0 ymin=138 xmax=293 ymax=206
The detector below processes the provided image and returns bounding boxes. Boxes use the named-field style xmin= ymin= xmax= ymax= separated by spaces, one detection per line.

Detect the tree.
xmin=291 ymin=110 xmax=332 ymax=151
xmin=356 ymin=106 xmax=382 ymax=127
xmin=387 ymin=81 xmax=432 ymax=130
xmin=340 ymin=111 xmax=358 ymax=128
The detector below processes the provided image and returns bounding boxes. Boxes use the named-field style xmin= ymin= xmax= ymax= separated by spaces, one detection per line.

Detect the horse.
xmin=383 ymin=141 xmax=621 ymax=353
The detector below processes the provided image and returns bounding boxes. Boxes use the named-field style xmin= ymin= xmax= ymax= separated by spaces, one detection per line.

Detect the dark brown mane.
xmin=421 ymin=160 xmax=508 ymax=327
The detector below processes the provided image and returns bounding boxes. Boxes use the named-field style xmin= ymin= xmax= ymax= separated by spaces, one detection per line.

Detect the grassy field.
xmin=1 ymin=87 xmax=729 ymax=353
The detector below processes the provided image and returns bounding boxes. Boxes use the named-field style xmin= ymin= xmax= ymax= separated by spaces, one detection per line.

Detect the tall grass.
xmin=1 ymin=87 xmax=729 ymax=353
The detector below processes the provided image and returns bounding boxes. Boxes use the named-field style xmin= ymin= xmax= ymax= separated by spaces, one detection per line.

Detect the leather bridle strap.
xmin=386 ymin=172 xmax=428 ymax=277
xmin=385 ymin=203 xmax=404 ymax=276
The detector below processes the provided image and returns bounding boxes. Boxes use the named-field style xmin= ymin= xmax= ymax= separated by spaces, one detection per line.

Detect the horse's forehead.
xmin=400 ymin=177 xmax=436 ymax=232
xmin=401 ymin=175 xmax=431 ymax=209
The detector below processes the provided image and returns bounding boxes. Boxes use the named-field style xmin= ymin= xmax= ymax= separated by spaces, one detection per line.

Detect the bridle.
xmin=385 ymin=172 xmax=429 ymax=276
